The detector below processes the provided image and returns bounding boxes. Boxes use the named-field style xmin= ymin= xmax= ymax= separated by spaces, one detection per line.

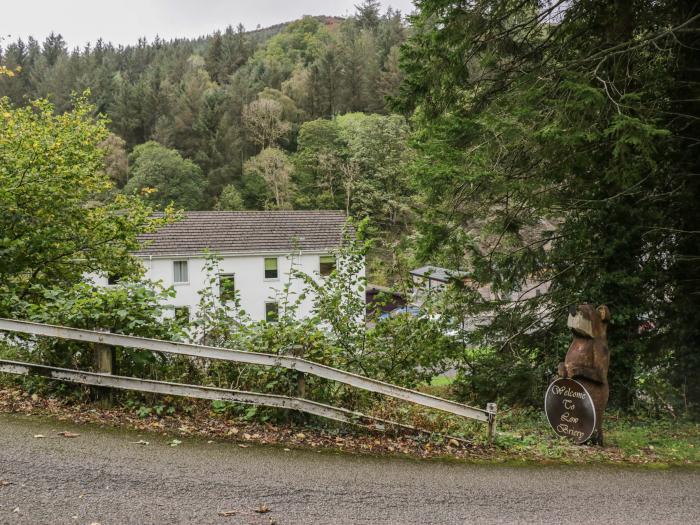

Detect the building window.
xmin=319 ymin=255 xmax=336 ymax=276
xmin=265 ymin=302 xmax=279 ymax=323
xmin=174 ymin=306 xmax=190 ymax=324
xmin=219 ymin=274 xmax=236 ymax=302
xmin=264 ymin=257 xmax=278 ymax=279
xmin=173 ymin=260 xmax=188 ymax=283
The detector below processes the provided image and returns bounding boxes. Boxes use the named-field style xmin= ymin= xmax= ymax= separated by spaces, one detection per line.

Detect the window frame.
xmin=219 ymin=273 xmax=236 ymax=303
xmin=173 ymin=260 xmax=189 ymax=284
xmin=319 ymin=254 xmax=336 ymax=277
xmin=265 ymin=301 xmax=279 ymax=323
xmin=263 ymin=257 xmax=279 ymax=281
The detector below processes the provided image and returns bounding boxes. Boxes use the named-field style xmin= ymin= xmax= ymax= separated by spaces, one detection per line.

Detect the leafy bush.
xmin=452 ymin=346 xmax=551 ymax=408
xmin=6 ymin=281 xmax=185 ymax=381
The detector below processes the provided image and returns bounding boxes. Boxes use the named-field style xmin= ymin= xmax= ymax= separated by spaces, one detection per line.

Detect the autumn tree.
xmin=99 ymin=133 xmax=129 ymax=187
xmin=243 ymin=147 xmax=294 ymax=209
xmin=242 ymin=98 xmax=291 ymax=150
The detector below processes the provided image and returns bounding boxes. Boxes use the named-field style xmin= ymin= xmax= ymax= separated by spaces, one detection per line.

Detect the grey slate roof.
xmin=135 ymin=210 xmax=348 ymax=256
xmin=409 ymin=265 xmax=469 ymax=283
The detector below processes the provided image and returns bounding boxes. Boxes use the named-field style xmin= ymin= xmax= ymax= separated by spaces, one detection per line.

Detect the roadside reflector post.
xmin=291 ymin=345 xmax=306 ymax=399
xmin=486 ymin=402 xmax=497 ymax=443
xmin=93 ymin=330 xmax=114 ymax=407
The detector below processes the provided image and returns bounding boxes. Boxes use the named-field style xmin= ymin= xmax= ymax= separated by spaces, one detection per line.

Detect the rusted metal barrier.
xmin=0 ymin=318 xmax=498 ymax=438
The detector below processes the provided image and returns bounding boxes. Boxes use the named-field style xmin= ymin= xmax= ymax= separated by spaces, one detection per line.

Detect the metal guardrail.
xmin=0 ymin=318 xmax=497 ymax=438
xmin=0 ymin=359 xmax=429 ymax=434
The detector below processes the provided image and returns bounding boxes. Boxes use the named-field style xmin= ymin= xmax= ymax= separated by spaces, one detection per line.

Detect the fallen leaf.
xmin=254 ymin=504 xmax=270 ymax=514
xmin=168 ymin=439 xmax=182 ymax=447
xmin=243 ymin=433 xmax=252 ymax=440
xmin=12 ymin=507 xmax=19 ymax=513
xmin=0 ymin=480 xmax=12 ymax=487
xmin=58 ymin=431 xmax=79 ymax=438
xmin=449 ymin=439 xmax=460 ymax=447
xmin=132 ymin=440 xmax=150 ymax=446
xmin=218 ymin=510 xmax=236 ymax=517
xmin=238 ymin=444 xmax=249 ymax=448
xmin=227 ymin=428 xmax=239 ymax=436
xmin=296 ymin=433 xmax=306 ymax=439
xmin=33 ymin=434 xmax=46 ymax=439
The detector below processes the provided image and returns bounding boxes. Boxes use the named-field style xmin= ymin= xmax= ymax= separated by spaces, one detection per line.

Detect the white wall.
xmin=93 ymin=251 xmax=363 ymax=322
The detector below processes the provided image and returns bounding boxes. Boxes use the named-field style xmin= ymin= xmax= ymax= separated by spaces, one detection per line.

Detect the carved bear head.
xmin=567 ymin=304 xmax=610 ymax=339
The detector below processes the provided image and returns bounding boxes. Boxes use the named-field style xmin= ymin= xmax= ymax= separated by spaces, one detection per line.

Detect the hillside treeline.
xmin=0 ymin=1 xmax=411 ymax=234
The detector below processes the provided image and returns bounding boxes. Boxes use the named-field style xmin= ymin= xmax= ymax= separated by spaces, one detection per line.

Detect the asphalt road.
xmin=1 ymin=413 xmax=698 ymax=525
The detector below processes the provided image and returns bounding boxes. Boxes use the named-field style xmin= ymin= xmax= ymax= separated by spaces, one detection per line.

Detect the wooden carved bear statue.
xmin=557 ymin=304 xmax=610 ymax=445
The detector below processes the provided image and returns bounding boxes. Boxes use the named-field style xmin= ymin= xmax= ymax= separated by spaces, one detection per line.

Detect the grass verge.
xmin=0 ymin=385 xmax=696 ymax=467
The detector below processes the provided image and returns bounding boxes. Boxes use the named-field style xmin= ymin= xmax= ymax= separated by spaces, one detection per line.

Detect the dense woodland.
xmin=2 ymin=0 xmax=699 ymax=416
xmin=0 ymin=3 xmax=410 ymax=234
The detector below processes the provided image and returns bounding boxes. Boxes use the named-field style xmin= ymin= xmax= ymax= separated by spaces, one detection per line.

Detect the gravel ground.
xmin=0 ymin=412 xmax=698 ymax=525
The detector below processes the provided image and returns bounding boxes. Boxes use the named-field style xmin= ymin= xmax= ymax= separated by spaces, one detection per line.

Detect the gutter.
xmin=133 ymin=249 xmax=341 ymax=260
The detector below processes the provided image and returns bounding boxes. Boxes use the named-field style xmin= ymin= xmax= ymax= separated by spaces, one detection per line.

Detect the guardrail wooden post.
xmin=93 ymin=330 xmax=114 ymax=407
xmin=486 ymin=402 xmax=497 ymax=442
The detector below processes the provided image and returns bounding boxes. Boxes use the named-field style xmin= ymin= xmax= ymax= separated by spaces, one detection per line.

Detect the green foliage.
xmin=294 ymin=113 xmax=413 ymax=231
xmin=124 ymin=141 xmax=206 ymax=210
xmin=0 ymin=95 xmax=171 ymax=315
xmin=22 ymin=281 xmax=180 ymax=336
xmin=0 ymin=10 xmax=410 ymax=214
xmin=452 ymin=347 xmax=548 ymax=407
xmin=0 ymin=92 xmax=185 ymax=394
xmin=215 ymin=184 xmax=245 ymax=211
xmin=5 ymin=280 xmax=183 ymax=387
xmin=396 ymin=0 xmax=700 ymax=413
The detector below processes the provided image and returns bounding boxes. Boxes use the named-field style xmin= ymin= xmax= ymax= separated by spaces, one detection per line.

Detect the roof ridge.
xmin=136 ymin=209 xmax=349 ymax=256
xmin=181 ymin=210 xmax=346 ymax=214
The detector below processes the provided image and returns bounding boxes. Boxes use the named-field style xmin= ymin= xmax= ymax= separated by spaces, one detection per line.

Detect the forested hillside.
xmin=0 ymin=1 xmax=410 ymax=237
xmin=2 ymin=0 xmax=698 ymax=415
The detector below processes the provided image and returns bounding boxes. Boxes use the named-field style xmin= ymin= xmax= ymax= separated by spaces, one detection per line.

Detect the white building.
xmin=96 ymin=210 xmax=357 ymax=322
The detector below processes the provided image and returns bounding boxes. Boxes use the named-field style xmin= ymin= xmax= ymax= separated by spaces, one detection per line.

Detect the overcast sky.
xmin=3 ymin=0 xmax=416 ymax=49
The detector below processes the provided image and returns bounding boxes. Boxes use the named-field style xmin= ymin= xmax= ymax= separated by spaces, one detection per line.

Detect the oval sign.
xmin=544 ymin=378 xmax=596 ymax=444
